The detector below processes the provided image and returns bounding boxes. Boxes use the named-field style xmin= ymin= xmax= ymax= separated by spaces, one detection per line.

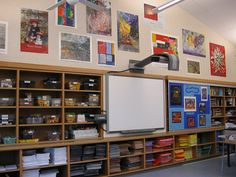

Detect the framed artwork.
xmin=60 ymin=32 xmax=91 ymax=62
xmin=56 ymin=0 xmax=76 ymax=27
xmin=187 ymin=59 xmax=200 ymax=75
xmin=170 ymin=85 xmax=182 ymax=106
xmin=201 ymin=87 xmax=208 ymax=101
xmin=182 ymin=29 xmax=206 ymax=57
xmin=144 ymin=4 xmax=158 ymax=21
xmin=199 ymin=115 xmax=206 ymax=127
xmin=0 ymin=21 xmax=8 ymax=54
xmin=184 ymin=96 xmax=196 ymax=112
xmin=210 ymin=43 xmax=226 ymax=77
xmin=152 ymin=32 xmax=178 ymax=56
xmin=117 ymin=11 xmax=139 ymax=53
xmin=20 ymin=8 xmax=48 ymax=54
xmin=97 ymin=40 xmax=115 ymax=66
xmin=187 ymin=115 xmax=195 ymax=128
xmin=199 ymin=103 xmax=206 ymax=113
xmin=172 ymin=112 xmax=182 ymax=123
xmin=86 ymin=1 xmax=111 ymax=36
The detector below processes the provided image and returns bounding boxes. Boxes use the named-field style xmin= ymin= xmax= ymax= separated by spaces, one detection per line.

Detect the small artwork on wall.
xmin=170 ymin=85 xmax=182 ymax=106
xmin=199 ymin=102 xmax=206 ymax=113
xmin=20 ymin=8 xmax=48 ymax=54
xmin=57 ymin=0 xmax=76 ymax=27
xmin=60 ymin=32 xmax=91 ymax=62
xmin=0 ymin=21 xmax=8 ymax=54
xmin=117 ymin=11 xmax=139 ymax=53
xmin=187 ymin=59 xmax=200 ymax=75
xmin=187 ymin=115 xmax=195 ymax=128
xmin=97 ymin=40 xmax=115 ymax=66
xmin=201 ymin=87 xmax=208 ymax=101
xmin=152 ymin=32 xmax=178 ymax=56
xmin=144 ymin=4 xmax=158 ymax=21
xmin=210 ymin=43 xmax=226 ymax=77
xmin=182 ymin=29 xmax=206 ymax=57
xmin=87 ymin=1 xmax=111 ymax=36
xmin=184 ymin=96 xmax=196 ymax=112
xmin=172 ymin=111 xmax=182 ymax=123
xmin=199 ymin=115 xmax=206 ymax=127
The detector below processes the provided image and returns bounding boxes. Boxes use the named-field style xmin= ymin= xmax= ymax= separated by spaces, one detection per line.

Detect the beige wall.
xmin=0 ymin=0 xmax=235 ymax=81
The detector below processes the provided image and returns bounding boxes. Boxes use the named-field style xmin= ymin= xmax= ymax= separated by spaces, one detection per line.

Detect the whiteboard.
xmin=106 ymin=75 xmax=165 ymax=133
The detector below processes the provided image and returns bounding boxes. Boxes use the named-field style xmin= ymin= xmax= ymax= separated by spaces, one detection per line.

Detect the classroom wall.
xmin=0 ymin=0 xmax=235 ymax=82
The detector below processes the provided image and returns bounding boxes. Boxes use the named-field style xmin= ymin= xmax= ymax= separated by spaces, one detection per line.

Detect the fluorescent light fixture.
xmin=152 ymin=0 xmax=184 ymax=13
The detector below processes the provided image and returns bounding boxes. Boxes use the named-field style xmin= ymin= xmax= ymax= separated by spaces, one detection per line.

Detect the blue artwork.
xmin=169 ymin=82 xmax=211 ymax=131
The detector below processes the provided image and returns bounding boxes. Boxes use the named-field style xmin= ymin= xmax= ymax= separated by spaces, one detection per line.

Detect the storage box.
xmin=43 ymin=78 xmax=61 ymax=89
xmin=88 ymin=94 xmax=99 ymax=106
xmin=85 ymin=114 xmax=95 ymax=122
xmin=22 ymin=115 xmax=44 ymax=124
xmin=0 ymin=79 xmax=15 ymax=88
xmin=22 ymin=129 xmax=35 ymax=139
xmin=65 ymin=98 xmax=76 ymax=106
xmin=67 ymin=82 xmax=81 ymax=90
xmin=47 ymin=131 xmax=60 ymax=141
xmin=20 ymin=80 xmax=35 ymax=88
xmin=37 ymin=95 xmax=51 ymax=107
xmin=19 ymin=98 xmax=34 ymax=106
xmin=0 ymin=114 xmax=15 ymax=125
xmin=2 ymin=136 xmax=16 ymax=144
xmin=44 ymin=115 xmax=60 ymax=124
xmin=0 ymin=98 xmax=15 ymax=106
xmin=82 ymin=83 xmax=98 ymax=90
xmin=65 ymin=113 xmax=76 ymax=123
xmin=159 ymin=153 xmax=172 ymax=164
xmin=51 ymin=98 xmax=61 ymax=107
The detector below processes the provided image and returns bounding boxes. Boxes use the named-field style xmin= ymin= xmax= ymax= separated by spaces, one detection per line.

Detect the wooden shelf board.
xmin=19 ymin=88 xmax=62 ymax=92
xmin=0 ymin=169 xmax=19 ymax=174
xmin=23 ymin=163 xmax=67 ymax=170
xmin=70 ymin=158 xmax=107 ymax=165
xmin=65 ymin=122 xmax=95 ymax=125
xmin=145 ymin=148 xmax=173 ymax=155
xmin=0 ymin=124 xmax=16 ymax=128
xmin=0 ymin=87 xmax=16 ymax=90
xmin=174 ymin=145 xmax=197 ymax=150
xmin=65 ymin=89 xmax=101 ymax=93
xmin=19 ymin=123 xmax=62 ymax=127
xmin=19 ymin=106 xmax=62 ymax=109
xmin=211 ymin=106 xmax=225 ymax=108
xmin=0 ymin=106 xmax=16 ymax=108
xmin=110 ymin=153 xmax=144 ymax=159
xmin=64 ymin=106 xmax=101 ymax=109
xmin=197 ymin=142 xmax=215 ymax=147
xmin=109 ymin=167 xmax=144 ymax=177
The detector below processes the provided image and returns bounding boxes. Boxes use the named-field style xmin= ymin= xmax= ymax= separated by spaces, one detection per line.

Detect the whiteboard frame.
xmin=105 ymin=74 xmax=166 ymax=133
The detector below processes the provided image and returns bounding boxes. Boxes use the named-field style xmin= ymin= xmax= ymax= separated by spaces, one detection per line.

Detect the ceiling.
xmin=179 ymin=0 xmax=236 ymax=46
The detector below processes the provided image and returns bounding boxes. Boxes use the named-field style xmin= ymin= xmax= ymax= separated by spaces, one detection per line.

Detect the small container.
xmin=20 ymin=80 xmax=35 ymax=88
xmin=25 ymin=115 xmax=44 ymax=124
xmin=43 ymin=78 xmax=61 ymax=89
xmin=65 ymin=113 xmax=76 ymax=123
xmin=88 ymin=94 xmax=99 ymax=106
xmin=47 ymin=131 xmax=60 ymax=141
xmin=85 ymin=114 xmax=95 ymax=122
xmin=0 ymin=79 xmax=15 ymax=88
xmin=0 ymin=114 xmax=15 ymax=125
xmin=82 ymin=83 xmax=98 ymax=90
xmin=37 ymin=95 xmax=51 ymax=107
xmin=51 ymin=98 xmax=61 ymax=107
xmin=2 ymin=136 xmax=16 ymax=144
xmin=0 ymin=98 xmax=15 ymax=106
xmin=22 ymin=129 xmax=35 ymax=139
xmin=44 ymin=115 xmax=60 ymax=124
xmin=19 ymin=98 xmax=34 ymax=106
xmin=67 ymin=82 xmax=81 ymax=90
xmin=65 ymin=98 xmax=76 ymax=106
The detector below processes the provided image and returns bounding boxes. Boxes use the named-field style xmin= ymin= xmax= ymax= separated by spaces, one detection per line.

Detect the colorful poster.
xmin=117 ymin=11 xmax=139 ymax=53
xmin=98 ymin=40 xmax=115 ymax=66
xmin=86 ymin=1 xmax=111 ymax=36
xmin=182 ymin=29 xmax=206 ymax=57
xmin=60 ymin=32 xmax=91 ymax=62
xmin=144 ymin=4 xmax=158 ymax=21
xmin=0 ymin=21 xmax=8 ymax=54
xmin=57 ymin=0 xmax=76 ymax=27
xmin=184 ymin=96 xmax=196 ymax=112
xmin=152 ymin=32 xmax=178 ymax=56
xmin=20 ymin=8 xmax=48 ymax=54
xmin=210 ymin=43 xmax=226 ymax=77
xmin=187 ymin=59 xmax=200 ymax=74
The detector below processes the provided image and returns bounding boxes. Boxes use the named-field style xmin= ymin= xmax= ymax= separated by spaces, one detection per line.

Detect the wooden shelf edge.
xmin=70 ymin=158 xmax=107 ymax=165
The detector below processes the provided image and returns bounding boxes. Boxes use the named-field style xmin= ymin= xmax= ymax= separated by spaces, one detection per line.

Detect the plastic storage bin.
xmin=67 ymin=82 xmax=81 ymax=90
xmin=65 ymin=113 xmax=76 ymax=123
xmin=51 ymin=98 xmax=61 ymax=107
xmin=43 ymin=78 xmax=61 ymax=89
xmin=37 ymin=95 xmax=51 ymax=107
xmin=65 ymin=98 xmax=76 ymax=106
xmin=20 ymin=80 xmax=35 ymax=88
xmin=2 ymin=136 xmax=16 ymax=144
xmin=19 ymin=98 xmax=34 ymax=106
xmin=88 ymin=94 xmax=99 ymax=106
xmin=0 ymin=98 xmax=15 ymax=106
xmin=0 ymin=78 xmax=15 ymax=88
xmin=0 ymin=114 xmax=15 ymax=125
xmin=44 ymin=115 xmax=60 ymax=124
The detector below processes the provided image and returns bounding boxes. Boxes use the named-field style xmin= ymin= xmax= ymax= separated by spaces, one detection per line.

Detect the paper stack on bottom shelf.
xmin=110 ymin=144 xmax=120 ymax=158
xmin=110 ymin=158 xmax=121 ymax=174
xmin=146 ymin=154 xmax=154 ymax=167
xmin=47 ymin=147 xmax=67 ymax=165
xmin=23 ymin=169 xmax=40 ymax=177
xmin=36 ymin=153 xmax=50 ymax=166
xmin=70 ymin=145 xmax=83 ymax=162
xmin=40 ymin=168 xmax=59 ymax=177
xmin=23 ymin=152 xmax=50 ymax=168
xmin=121 ymin=156 xmax=142 ymax=171
xmin=145 ymin=141 xmax=153 ymax=153
xmin=85 ymin=162 xmax=103 ymax=176
xmin=95 ymin=144 xmax=107 ymax=158
xmin=119 ymin=143 xmax=131 ymax=156
xmin=130 ymin=140 xmax=144 ymax=154
xmin=71 ymin=164 xmax=85 ymax=177
xmin=82 ymin=145 xmax=96 ymax=161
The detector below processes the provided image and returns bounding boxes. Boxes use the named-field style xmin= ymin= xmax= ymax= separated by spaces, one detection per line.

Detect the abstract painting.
xmin=187 ymin=59 xmax=200 ymax=74
xmin=60 ymin=32 xmax=91 ymax=62
xmin=98 ymin=40 xmax=115 ymax=66
xmin=0 ymin=21 xmax=8 ymax=54
xmin=144 ymin=3 xmax=158 ymax=21
xmin=117 ymin=11 xmax=139 ymax=52
xmin=182 ymin=29 xmax=206 ymax=57
xmin=57 ymin=0 xmax=76 ymax=27
xmin=20 ymin=8 xmax=48 ymax=53
xmin=86 ymin=1 xmax=111 ymax=35
xmin=210 ymin=43 xmax=226 ymax=77
xmin=152 ymin=32 xmax=178 ymax=56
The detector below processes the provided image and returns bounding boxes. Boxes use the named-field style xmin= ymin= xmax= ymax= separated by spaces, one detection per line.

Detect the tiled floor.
xmin=126 ymin=156 xmax=236 ymax=177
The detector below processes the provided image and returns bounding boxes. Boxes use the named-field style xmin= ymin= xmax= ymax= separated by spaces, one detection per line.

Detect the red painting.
xmin=144 ymin=4 xmax=158 ymax=21
xmin=210 ymin=43 xmax=226 ymax=77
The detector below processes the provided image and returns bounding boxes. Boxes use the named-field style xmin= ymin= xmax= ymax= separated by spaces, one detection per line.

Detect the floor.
xmin=126 ymin=156 xmax=236 ymax=177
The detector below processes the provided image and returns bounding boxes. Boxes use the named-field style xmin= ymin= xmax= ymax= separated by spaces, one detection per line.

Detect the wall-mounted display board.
xmin=168 ymin=81 xmax=211 ymax=131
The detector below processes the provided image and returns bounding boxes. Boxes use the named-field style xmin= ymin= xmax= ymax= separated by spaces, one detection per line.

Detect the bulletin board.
xmin=168 ymin=81 xmax=211 ymax=131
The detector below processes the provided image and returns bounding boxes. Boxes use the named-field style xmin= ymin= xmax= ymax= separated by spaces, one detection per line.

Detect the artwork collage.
xmin=0 ymin=1 xmax=226 ymax=75
xmin=168 ymin=81 xmax=211 ymax=131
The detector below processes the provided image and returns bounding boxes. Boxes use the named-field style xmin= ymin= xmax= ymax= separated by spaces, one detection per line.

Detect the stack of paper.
xmin=70 ymin=164 xmax=85 ymax=177
xmin=36 ymin=153 xmax=50 ymax=166
xmin=95 ymin=144 xmax=106 ymax=158
xmin=48 ymin=147 xmax=67 ymax=165
xmin=146 ymin=154 xmax=154 ymax=167
xmin=5 ymin=164 xmax=17 ymax=170
xmin=23 ymin=169 xmax=40 ymax=177
xmin=40 ymin=168 xmax=59 ymax=177
xmin=119 ymin=143 xmax=131 ymax=156
xmin=0 ymin=166 xmax=5 ymax=172
xmin=121 ymin=156 xmax=141 ymax=171
xmin=22 ymin=155 xmax=38 ymax=168
xmin=70 ymin=145 xmax=83 ymax=162
xmin=145 ymin=141 xmax=153 ymax=153
xmin=85 ymin=162 xmax=103 ymax=176
xmin=110 ymin=158 xmax=121 ymax=174
xmin=110 ymin=144 xmax=120 ymax=158
xmin=130 ymin=141 xmax=144 ymax=154
xmin=82 ymin=145 xmax=96 ymax=161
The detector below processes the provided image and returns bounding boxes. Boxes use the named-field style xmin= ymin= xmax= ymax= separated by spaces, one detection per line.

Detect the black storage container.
xmin=43 ymin=78 xmax=61 ymax=89
xmin=20 ymin=80 xmax=36 ymax=88
xmin=81 ymin=78 xmax=98 ymax=90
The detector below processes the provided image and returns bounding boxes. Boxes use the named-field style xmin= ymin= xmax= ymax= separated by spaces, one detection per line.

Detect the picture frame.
xmin=0 ymin=21 xmax=8 ymax=54
xmin=184 ymin=96 xmax=196 ymax=112
xmin=201 ymin=87 xmax=208 ymax=101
